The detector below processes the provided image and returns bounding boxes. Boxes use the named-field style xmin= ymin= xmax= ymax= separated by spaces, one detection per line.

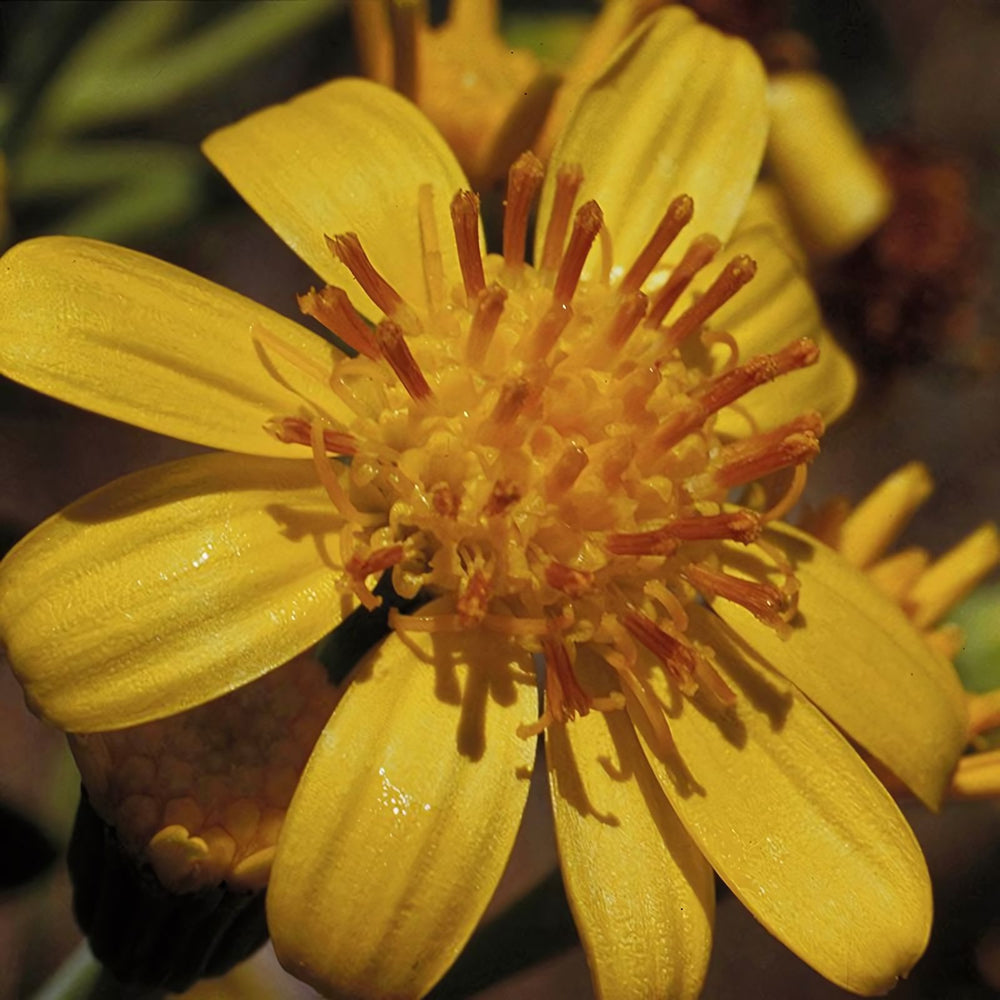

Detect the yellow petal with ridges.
xmin=268 ymin=621 xmax=535 ymax=1000
xmin=713 ymin=523 xmax=968 ymax=808
xmin=547 ymin=647 xmax=714 ymax=1000
xmin=632 ymin=605 xmax=932 ymax=996
xmin=681 ymin=224 xmax=856 ymax=434
xmin=539 ymin=8 xmax=767 ymax=278
xmin=203 ymin=78 xmax=470 ymax=321
xmin=0 ymin=452 xmax=350 ymax=732
xmin=0 ymin=237 xmax=348 ymax=455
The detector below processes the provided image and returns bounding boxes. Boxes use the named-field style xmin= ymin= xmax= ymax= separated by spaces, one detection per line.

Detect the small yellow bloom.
xmin=0 ymin=9 xmax=966 ymax=1000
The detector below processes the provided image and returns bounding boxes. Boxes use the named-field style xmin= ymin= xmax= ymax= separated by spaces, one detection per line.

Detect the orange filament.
xmin=389 ymin=0 xmax=420 ymax=100
xmin=710 ymin=412 xmax=823 ymax=489
xmin=545 ymin=443 xmax=589 ymax=499
xmin=620 ymin=194 xmax=694 ymax=295
xmin=490 ymin=376 xmax=534 ymax=426
xmin=250 ymin=323 xmax=332 ymax=389
xmin=545 ymin=562 xmax=596 ymax=597
xmin=298 ymin=286 xmax=381 ymax=360
xmin=615 ymin=664 xmax=676 ymax=756
xmin=328 ymin=233 xmax=404 ymax=316
xmin=374 ymin=319 xmax=433 ymax=401
xmin=761 ymin=463 xmax=809 ymax=524
xmin=601 ymin=291 xmax=648 ymax=351
xmin=543 ymin=637 xmax=591 ymax=723
xmin=457 ymin=570 xmax=491 ymax=626
xmin=692 ymin=655 xmax=737 ymax=708
xmin=553 ymin=200 xmax=603 ymax=306
xmin=665 ymin=254 xmax=757 ymax=348
xmin=417 ymin=184 xmax=445 ymax=313
xmin=346 ymin=544 xmax=405 ymax=609
xmin=467 ymin=284 xmax=507 ymax=365
xmin=540 ymin=163 xmax=584 ymax=272
xmin=309 ymin=422 xmax=359 ymax=520
xmin=528 ymin=302 xmax=573 ymax=361
xmin=482 ymin=479 xmax=521 ymax=516
xmin=666 ymin=509 xmax=762 ymax=543
xmin=606 ymin=527 xmax=679 ymax=557
xmin=503 ymin=151 xmax=545 ymax=269
xmin=266 ymin=416 xmax=358 ymax=455
xmin=450 ymin=190 xmax=486 ymax=301
xmin=622 ymin=612 xmax=698 ymax=694
xmin=646 ymin=234 xmax=722 ymax=328
xmin=683 ymin=563 xmax=790 ymax=628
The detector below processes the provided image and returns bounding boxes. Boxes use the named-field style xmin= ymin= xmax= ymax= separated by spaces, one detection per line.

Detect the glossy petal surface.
xmin=539 ymin=8 xmax=767 ymax=278
xmin=0 ymin=237 xmax=347 ymax=455
xmin=548 ymin=649 xmax=713 ymax=1000
xmin=0 ymin=452 xmax=348 ymax=731
xmin=713 ymin=523 xmax=968 ymax=808
xmin=633 ymin=605 xmax=932 ymax=995
xmin=204 ymin=78 xmax=470 ymax=320
xmin=683 ymin=225 xmax=856 ymax=434
xmin=268 ymin=623 xmax=535 ymax=1000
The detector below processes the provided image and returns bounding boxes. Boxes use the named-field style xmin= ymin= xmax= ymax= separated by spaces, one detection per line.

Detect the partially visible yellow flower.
xmin=0 ymin=9 xmax=967 ymax=999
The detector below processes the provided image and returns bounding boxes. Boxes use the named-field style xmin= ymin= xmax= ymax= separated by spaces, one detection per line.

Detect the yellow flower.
xmin=0 ymin=9 xmax=967 ymax=999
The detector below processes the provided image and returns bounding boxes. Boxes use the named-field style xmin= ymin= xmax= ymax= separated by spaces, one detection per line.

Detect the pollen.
xmin=269 ymin=153 xmax=824 ymax=742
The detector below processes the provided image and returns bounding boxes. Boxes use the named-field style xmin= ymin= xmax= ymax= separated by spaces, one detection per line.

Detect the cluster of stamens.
xmin=266 ymin=151 xmax=822 ymax=749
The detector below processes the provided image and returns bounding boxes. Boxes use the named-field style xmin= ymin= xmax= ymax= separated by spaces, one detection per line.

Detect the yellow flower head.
xmin=0 ymin=9 xmax=969 ymax=1000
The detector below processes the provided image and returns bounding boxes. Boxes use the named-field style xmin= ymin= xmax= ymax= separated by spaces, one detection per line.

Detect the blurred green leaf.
xmin=952 ymin=583 xmax=1000 ymax=693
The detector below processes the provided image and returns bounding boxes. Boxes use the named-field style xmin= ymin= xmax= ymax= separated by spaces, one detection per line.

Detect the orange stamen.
xmin=540 ymin=163 xmax=584 ymax=272
xmin=309 ymin=422 xmax=359 ymax=520
xmin=601 ymin=291 xmax=648 ymax=351
xmin=709 ymin=412 xmax=823 ymax=490
xmin=622 ymin=611 xmax=699 ymax=695
xmin=374 ymin=319 xmax=433 ymax=401
xmin=528 ymin=302 xmax=573 ymax=361
xmin=646 ymin=234 xmax=721 ymax=328
xmin=328 ymin=233 xmax=404 ymax=316
xmin=543 ymin=637 xmax=591 ymax=722
xmin=545 ymin=443 xmax=589 ymax=499
xmin=346 ymin=544 xmax=405 ymax=610
xmin=457 ymin=570 xmax=491 ymax=626
xmin=466 ymin=284 xmax=507 ymax=366
xmin=553 ymin=200 xmax=603 ymax=306
xmin=298 ymin=286 xmax=381 ymax=360
xmin=503 ymin=151 xmax=545 ymax=269
xmin=545 ymin=562 xmax=595 ymax=597
xmin=450 ymin=190 xmax=486 ymax=301
xmin=482 ymin=479 xmax=521 ymax=516
xmin=266 ymin=416 xmax=358 ymax=455
xmin=620 ymin=194 xmax=693 ymax=295
xmin=431 ymin=483 xmax=459 ymax=518
xmin=665 ymin=254 xmax=757 ymax=348
xmin=683 ymin=563 xmax=790 ymax=628
xmin=389 ymin=0 xmax=421 ymax=100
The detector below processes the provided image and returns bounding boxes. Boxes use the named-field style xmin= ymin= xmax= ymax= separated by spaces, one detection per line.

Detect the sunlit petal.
xmin=539 ymin=7 xmax=767 ymax=276
xmin=547 ymin=648 xmax=713 ymax=1000
xmin=0 ymin=236 xmax=348 ymax=454
xmin=0 ymin=452 xmax=349 ymax=732
xmin=632 ymin=605 xmax=932 ymax=996
xmin=713 ymin=523 xmax=968 ymax=808
xmin=204 ymin=78 xmax=470 ymax=320
xmin=268 ymin=622 xmax=535 ymax=1000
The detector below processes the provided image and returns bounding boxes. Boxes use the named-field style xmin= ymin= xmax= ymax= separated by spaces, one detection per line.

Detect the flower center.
xmin=268 ymin=152 xmax=822 ymax=745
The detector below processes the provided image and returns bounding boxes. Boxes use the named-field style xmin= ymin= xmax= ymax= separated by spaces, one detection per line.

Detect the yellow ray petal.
xmin=268 ymin=621 xmax=536 ymax=1000
xmin=0 ymin=452 xmax=350 ymax=732
xmin=712 ymin=523 xmax=968 ymax=809
xmin=538 ymin=8 xmax=767 ymax=279
xmin=203 ymin=78 xmax=470 ymax=321
xmin=0 ymin=237 xmax=349 ymax=455
xmin=632 ymin=605 xmax=932 ymax=996
xmin=547 ymin=648 xmax=714 ymax=1000
xmin=681 ymin=224 xmax=856 ymax=434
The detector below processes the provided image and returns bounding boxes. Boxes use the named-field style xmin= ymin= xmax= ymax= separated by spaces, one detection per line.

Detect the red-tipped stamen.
xmin=646 ymin=234 xmax=722 ymax=328
xmin=298 ymin=286 xmax=381 ymax=360
xmin=606 ymin=528 xmax=679 ymax=557
xmin=683 ymin=563 xmax=790 ymax=628
xmin=710 ymin=412 xmax=823 ymax=490
xmin=608 ymin=510 xmax=760 ymax=556
xmin=602 ymin=290 xmax=648 ymax=351
xmin=545 ymin=562 xmax=595 ymax=597
xmin=328 ymin=233 xmax=404 ymax=316
xmin=620 ymin=194 xmax=694 ymax=295
xmin=457 ymin=569 xmax=491 ymax=626
xmin=490 ymin=376 xmax=535 ymax=426
xmin=622 ymin=612 xmax=698 ymax=695
xmin=266 ymin=416 xmax=358 ymax=455
xmin=543 ymin=637 xmax=591 ymax=722
xmin=450 ymin=190 xmax=486 ymax=301
xmin=528 ymin=302 xmax=573 ymax=361
xmin=553 ymin=200 xmax=603 ymax=306
xmin=482 ymin=479 xmax=521 ymax=516
xmin=374 ymin=319 xmax=433 ymax=401
xmin=540 ymin=163 xmax=584 ymax=273
xmin=503 ymin=151 xmax=545 ymax=269
xmin=346 ymin=544 xmax=405 ymax=609
xmin=665 ymin=254 xmax=757 ymax=348
xmin=389 ymin=0 xmax=421 ymax=100
xmin=545 ymin=444 xmax=589 ymax=499
xmin=467 ymin=284 xmax=507 ymax=366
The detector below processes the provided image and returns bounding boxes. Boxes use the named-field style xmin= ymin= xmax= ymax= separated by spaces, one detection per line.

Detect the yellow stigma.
xmin=276 ymin=150 xmax=823 ymax=742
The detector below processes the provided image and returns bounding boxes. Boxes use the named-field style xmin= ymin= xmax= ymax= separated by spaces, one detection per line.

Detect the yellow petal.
xmin=539 ymin=8 xmax=767 ymax=277
xmin=203 ymin=78 xmax=470 ymax=320
xmin=0 ymin=452 xmax=349 ymax=732
xmin=681 ymin=224 xmax=857 ymax=434
xmin=0 ymin=236 xmax=349 ymax=455
xmin=712 ymin=523 xmax=968 ymax=808
xmin=547 ymin=647 xmax=714 ymax=1000
xmin=268 ymin=622 xmax=536 ymax=1000
xmin=632 ymin=605 xmax=932 ymax=996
